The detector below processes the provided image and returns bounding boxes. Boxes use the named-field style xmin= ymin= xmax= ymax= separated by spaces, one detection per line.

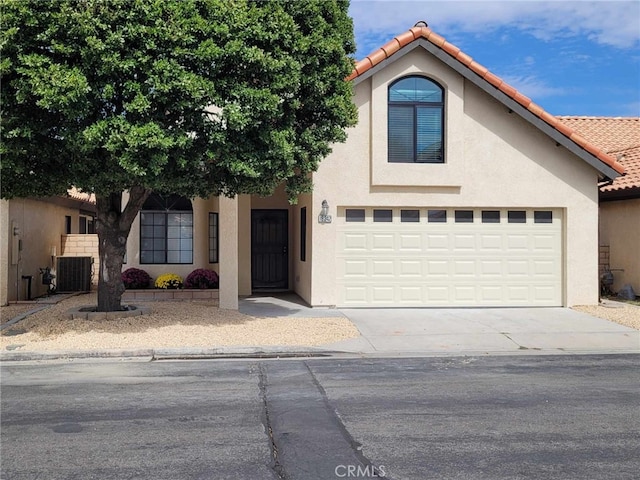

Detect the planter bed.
xmin=122 ymin=289 xmax=219 ymax=302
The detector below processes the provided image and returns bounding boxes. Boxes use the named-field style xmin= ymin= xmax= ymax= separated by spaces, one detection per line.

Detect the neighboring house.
xmin=122 ymin=23 xmax=624 ymax=309
xmin=558 ymin=117 xmax=640 ymax=295
xmin=2 ymin=23 xmax=627 ymax=309
xmin=0 ymin=189 xmax=97 ymax=304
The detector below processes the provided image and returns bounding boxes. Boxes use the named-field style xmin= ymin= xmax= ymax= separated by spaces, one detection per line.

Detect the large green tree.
xmin=1 ymin=0 xmax=357 ymax=310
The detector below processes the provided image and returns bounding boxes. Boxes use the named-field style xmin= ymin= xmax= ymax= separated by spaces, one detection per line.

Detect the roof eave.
xmin=600 ymin=187 xmax=640 ymax=202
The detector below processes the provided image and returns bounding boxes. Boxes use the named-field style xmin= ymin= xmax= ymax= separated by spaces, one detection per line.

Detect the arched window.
xmin=140 ymin=193 xmax=193 ymax=264
xmin=388 ymin=76 xmax=444 ymax=163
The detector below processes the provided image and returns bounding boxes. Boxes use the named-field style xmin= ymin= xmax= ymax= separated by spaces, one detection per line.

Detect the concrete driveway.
xmin=325 ymin=307 xmax=640 ymax=356
xmin=240 ymin=295 xmax=639 ymax=356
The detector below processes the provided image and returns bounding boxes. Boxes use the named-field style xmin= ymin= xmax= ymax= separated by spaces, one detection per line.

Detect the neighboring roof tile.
xmin=558 ymin=117 xmax=640 ymax=195
xmin=557 ymin=117 xmax=640 ymax=154
xmin=67 ymin=187 xmax=96 ymax=204
xmin=348 ymin=24 xmax=626 ymax=177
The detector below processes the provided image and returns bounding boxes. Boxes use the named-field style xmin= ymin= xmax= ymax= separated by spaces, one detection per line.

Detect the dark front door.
xmin=251 ymin=210 xmax=288 ymax=290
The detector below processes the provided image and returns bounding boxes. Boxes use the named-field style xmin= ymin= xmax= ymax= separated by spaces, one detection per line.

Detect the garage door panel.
xmin=372 ymin=234 xmax=394 ymax=250
xmin=371 ymin=286 xmax=394 ymax=303
xmin=480 ymin=234 xmax=503 ymax=250
xmin=372 ymin=260 xmax=394 ymax=276
xmin=427 ymin=234 xmax=449 ymax=249
xmin=399 ymin=260 xmax=422 ymax=276
xmin=453 ymin=234 xmax=475 ymax=250
xmin=507 ymin=260 xmax=529 ymax=275
xmin=399 ymin=286 xmax=422 ymax=302
xmin=426 ymin=286 xmax=449 ymax=301
xmin=454 ymin=260 xmax=476 ymax=275
xmin=399 ymin=234 xmax=422 ymax=250
xmin=534 ymin=285 xmax=560 ymax=302
xmin=506 ymin=285 xmax=530 ymax=302
xmin=344 ymin=286 xmax=367 ymax=303
xmin=343 ymin=233 xmax=367 ymax=250
xmin=427 ymin=260 xmax=449 ymax=275
xmin=534 ymin=234 xmax=557 ymax=250
xmin=480 ymin=286 xmax=503 ymax=301
xmin=534 ymin=260 xmax=557 ymax=275
xmin=337 ymin=208 xmax=562 ymax=307
xmin=343 ymin=260 xmax=367 ymax=276
xmin=480 ymin=260 xmax=502 ymax=275
xmin=454 ymin=286 xmax=476 ymax=302
xmin=507 ymin=234 xmax=529 ymax=250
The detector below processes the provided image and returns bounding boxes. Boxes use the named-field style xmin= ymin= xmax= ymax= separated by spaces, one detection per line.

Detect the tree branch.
xmin=119 ymin=185 xmax=151 ymax=231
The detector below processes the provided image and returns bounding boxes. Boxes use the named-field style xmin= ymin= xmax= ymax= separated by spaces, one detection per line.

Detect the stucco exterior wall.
xmin=3 ymin=198 xmax=89 ymax=302
xmin=309 ymin=47 xmax=601 ymax=307
xmin=599 ymin=198 xmax=640 ymax=293
xmin=238 ymin=195 xmax=252 ymax=296
xmin=292 ymin=193 xmax=313 ymax=305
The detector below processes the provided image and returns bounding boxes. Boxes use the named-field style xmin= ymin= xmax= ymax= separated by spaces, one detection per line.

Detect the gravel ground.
xmin=2 ymin=294 xmax=638 ymax=353
xmin=0 ymin=293 xmax=360 ymax=352
xmin=1 ymin=303 xmax=43 ymax=321
xmin=572 ymin=301 xmax=640 ymax=330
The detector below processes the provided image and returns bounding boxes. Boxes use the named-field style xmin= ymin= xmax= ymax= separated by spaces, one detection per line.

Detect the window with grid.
xmin=140 ymin=194 xmax=193 ymax=264
xmin=388 ymin=76 xmax=444 ymax=163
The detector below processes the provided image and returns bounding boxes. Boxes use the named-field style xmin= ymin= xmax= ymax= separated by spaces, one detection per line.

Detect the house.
xmin=558 ymin=117 xmax=639 ymax=295
xmin=2 ymin=23 xmax=627 ymax=309
xmin=121 ymin=22 xmax=625 ymax=309
xmin=0 ymin=189 xmax=97 ymax=304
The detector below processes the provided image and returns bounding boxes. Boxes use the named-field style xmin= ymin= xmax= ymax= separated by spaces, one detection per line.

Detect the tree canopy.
xmin=1 ymin=0 xmax=357 ymax=201
xmin=1 ymin=0 xmax=357 ymax=310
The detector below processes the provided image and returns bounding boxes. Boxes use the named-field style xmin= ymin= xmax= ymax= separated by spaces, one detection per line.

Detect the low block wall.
xmin=61 ymin=234 xmax=99 ymax=285
xmin=122 ymin=289 xmax=219 ymax=302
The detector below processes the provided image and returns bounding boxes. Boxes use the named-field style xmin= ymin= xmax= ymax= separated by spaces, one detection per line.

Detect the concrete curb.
xmin=1 ymin=346 xmax=638 ymax=363
xmin=0 ymin=346 xmax=336 ymax=362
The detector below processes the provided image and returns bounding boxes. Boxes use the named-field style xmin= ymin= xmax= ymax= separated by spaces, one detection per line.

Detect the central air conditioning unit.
xmin=57 ymin=256 xmax=92 ymax=292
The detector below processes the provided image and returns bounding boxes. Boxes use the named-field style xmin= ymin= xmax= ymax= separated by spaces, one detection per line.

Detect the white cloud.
xmin=350 ymin=1 xmax=640 ymax=49
xmin=500 ymin=75 xmax=568 ymax=98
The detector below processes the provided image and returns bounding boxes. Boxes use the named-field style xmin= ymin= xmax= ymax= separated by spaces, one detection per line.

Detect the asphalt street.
xmin=1 ymin=354 xmax=639 ymax=479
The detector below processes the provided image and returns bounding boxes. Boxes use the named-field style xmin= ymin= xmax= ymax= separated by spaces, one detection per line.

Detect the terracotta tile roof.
xmin=558 ymin=117 xmax=640 ymax=195
xmin=348 ymin=24 xmax=626 ymax=177
xmin=66 ymin=187 xmax=96 ymax=204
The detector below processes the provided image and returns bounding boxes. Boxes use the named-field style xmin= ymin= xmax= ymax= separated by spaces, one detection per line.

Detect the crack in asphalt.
xmin=258 ymin=363 xmax=288 ymax=480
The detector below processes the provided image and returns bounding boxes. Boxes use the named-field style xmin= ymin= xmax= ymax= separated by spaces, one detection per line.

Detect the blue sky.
xmin=349 ymin=0 xmax=640 ymax=117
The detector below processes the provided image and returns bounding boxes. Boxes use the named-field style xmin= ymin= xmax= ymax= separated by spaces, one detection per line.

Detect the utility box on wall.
xmin=57 ymin=256 xmax=92 ymax=292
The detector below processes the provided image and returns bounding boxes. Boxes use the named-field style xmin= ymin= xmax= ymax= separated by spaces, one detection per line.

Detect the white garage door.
xmin=336 ymin=208 xmax=562 ymax=307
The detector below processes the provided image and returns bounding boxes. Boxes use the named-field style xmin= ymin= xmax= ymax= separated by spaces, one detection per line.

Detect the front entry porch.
xmin=217 ymin=186 xmax=311 ymax=310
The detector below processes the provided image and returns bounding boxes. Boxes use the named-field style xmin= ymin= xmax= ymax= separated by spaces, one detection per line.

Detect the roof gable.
xmin=349 ymin=23 xmax=626 ymax=180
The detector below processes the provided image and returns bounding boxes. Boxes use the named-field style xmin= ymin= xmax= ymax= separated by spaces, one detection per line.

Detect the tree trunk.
xmin=95 ymin=187 xmax=150 ymax=311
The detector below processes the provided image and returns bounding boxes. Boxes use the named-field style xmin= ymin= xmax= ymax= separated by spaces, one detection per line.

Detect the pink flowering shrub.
xmin=185 ymin=269 xmax=219 ymax=289
xmin=121 ymin=268 xmax=151 ymax=289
